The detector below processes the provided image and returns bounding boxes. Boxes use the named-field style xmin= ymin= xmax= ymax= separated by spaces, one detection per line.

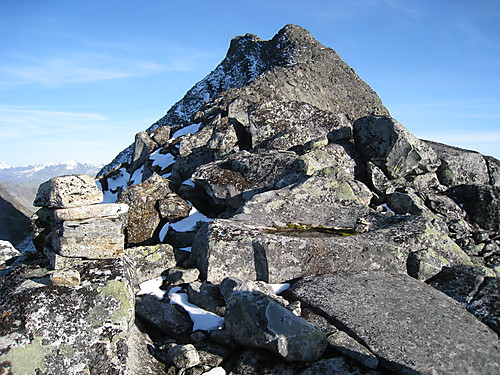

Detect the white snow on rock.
xmin=172 ymin=123 xmax=201 ymax=139
xmin=269 ymin=283 xmax=291 ymax=295
xmin=168 ymin=287 xmax=224 ymax=332
xmin=137 ymin=276 xmax=167 ymax=299
xmin=169 ymin=207 xmax=213 ymax=232
xmin=150 ymin=150 xmax=176 ymax=168
xmin=202 ymin=367 xmax=226 ymax=375
xmin=159 ymin=223 xmax=170 ymax=242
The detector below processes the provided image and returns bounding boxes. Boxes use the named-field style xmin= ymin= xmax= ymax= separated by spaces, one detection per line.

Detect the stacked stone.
xmin=32 ymin=174 xmax=128 ymax=269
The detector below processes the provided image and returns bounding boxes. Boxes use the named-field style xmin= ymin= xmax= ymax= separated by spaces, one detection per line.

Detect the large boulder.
xmin=425 ymin=140 xmax=491 ymax=186
xmin=289 ymin=272 xmax=500 ymax=375
xmin=353 ymin=116 xmax=440 ymax=180
xmin=192 ymin=215 xmax=470 ymax=284
xmin=34 ymin=174 xmax=103 ymax=208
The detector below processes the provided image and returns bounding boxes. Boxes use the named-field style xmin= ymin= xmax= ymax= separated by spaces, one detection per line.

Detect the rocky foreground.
xmin=0 ymin=25 xmax=499 ymax=374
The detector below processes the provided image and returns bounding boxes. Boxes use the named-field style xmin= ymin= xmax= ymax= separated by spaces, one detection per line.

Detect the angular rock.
xmin=447 ymin=184 xmax=500 ymax=231
xmin=125 ymin=243 xmax=177 ymax=285
xmin=131 ymin=131 xmax=158 ymax=173
xmin=225 ymin=291 xmax=327 ymax=362
xmin=187 ymin=281 xmax=225 ymax=316
xmin=34 ymin=174 xmax=103 ymax=208
xmin=135 ymin=294 xmax=193 ymax=338
xmin=426 ymin=264 xmax=492 ymax=305
xmin=485 ymin=155 xmax=500 ymax=186
xmin=425 ymin=140 xmax=491 ymax=186
xmin=117 ymin=173 xmax=173 ymax=245
xmin=51 ymin=216 xmax=125 ymax=259
xmin=219 ymin=277 xmax=288 ymax=307
xmin=290 ymin=272 xmax=500 ymax=375
xmin=53 ymin=203 xmax=129 ymax=221
xmin=301 ymin=357 xmax=382 ymax=375
xmin=30 ymin=207 xmax=57 ymax=251
xmin=194 ymin=342 xmax=230 ymax=368
xmin=158 ymin=193 xmax=191 ymax=221
xmin=0 ymin=258 xmax=135 ymax=375
xmin=192 ymin=215 xmax=470 ymax=283
xmin=353 ymin=116 xmax=440 ymax=179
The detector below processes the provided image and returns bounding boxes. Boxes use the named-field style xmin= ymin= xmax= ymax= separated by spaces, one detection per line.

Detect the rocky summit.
xmin=1 ymin=24 xmax=499 ymax=375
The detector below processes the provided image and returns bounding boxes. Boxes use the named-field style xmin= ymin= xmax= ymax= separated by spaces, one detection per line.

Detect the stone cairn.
xmin=31 ymin=174 xmax=128 ymax=278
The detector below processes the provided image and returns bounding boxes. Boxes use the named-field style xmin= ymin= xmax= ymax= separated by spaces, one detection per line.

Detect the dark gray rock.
xmin=225 ymin=291 xmax=327 ymax=362
xmin=427 ymin=264 xmax=493 ymax=304
xmin=166 ymin=344 xmax=200 ymax=369
xmin=327 ymin=330 xmax=378 ymax=369
xmin=301 ymin=357 xmax=382 ymax=375
xmin=187 ymin=281 xmax=226 ymax=316
xmin=425 ymin=140 xmax=490 ymax=187
xmin=289 ymin=272 xmax=500 ymax=375
xmin=468 ymin=277 xmax=500 ymax=334
xmin=131 ymin=131 xmax=158 ymax=173
xmin=485 ymin=155 xmax=500 ymax=186
xmin=353 ymin=116 xmax=440 ymax=180
xmin=447 ymin=184 xmax=500 ymax=231
xmin=135 ymin=295 xmax=193 ymax=338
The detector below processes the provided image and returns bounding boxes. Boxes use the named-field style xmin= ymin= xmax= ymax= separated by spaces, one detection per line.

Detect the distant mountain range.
xmin=0 ymin=161 xmax=102 ymax=246
xmin=0 ymin=160 xmax=102 ymax=184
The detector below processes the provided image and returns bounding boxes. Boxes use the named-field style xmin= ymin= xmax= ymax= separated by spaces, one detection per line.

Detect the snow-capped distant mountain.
xmin=0 ymin=161 xmax=102 ymax=184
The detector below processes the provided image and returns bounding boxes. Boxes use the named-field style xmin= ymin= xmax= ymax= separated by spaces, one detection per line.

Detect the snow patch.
xmin=159 ymin=223 xmax=170 ymax=242
xmin=129 ymin=165 xmax=144 ymax=185
xmin=202 ymin=368 xmax=226 ymax=375
xmin=181 ymin=178 xmax=195 ymax=187
xmin=172 ymin=123 xmax=201 ymax=139
xmin=269 ymin=283 xmax=290 ymax=295
xmin=169 ymin=207 xmax=213 ymax=232
xmin=168 ymin=287 xmax=224 ymax=331
xmin=150 ymin=150 xmax=175 ymax=168
xmin=137 ymin=276 xmax=167 ymax=299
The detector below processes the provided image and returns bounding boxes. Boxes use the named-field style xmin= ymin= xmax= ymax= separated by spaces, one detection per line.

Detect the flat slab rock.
xmin=289 ymin=272 xmax=499 ymax=375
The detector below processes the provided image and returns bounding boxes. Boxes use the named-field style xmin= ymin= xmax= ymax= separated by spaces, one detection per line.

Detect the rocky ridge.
xmin=0 ymin=25 xmax=499 ymax=374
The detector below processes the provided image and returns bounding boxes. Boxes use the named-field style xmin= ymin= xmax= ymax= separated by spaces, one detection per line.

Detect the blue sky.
xmin=0 ymin=0 xmax=499 ymax=166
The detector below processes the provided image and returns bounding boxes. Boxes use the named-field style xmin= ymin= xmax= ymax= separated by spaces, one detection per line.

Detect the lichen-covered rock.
xmin=131 ymin=131 xmax=158 ymax=173
xmin=0 ymin=257 xmax=135 ymax=375
xmin=353 ymin=116 xmax=440 ymax=180
xmin=225 ymin=291 xmax=327 ymax=362
xmin=125 ymin=243 xmax=177 ymax=285
xmin=34 ymin=174 xmax=103 ymax=208
xmin=290 ymin=272 xmax=500 ymax=375
xmin=158 ymin=193 xmax=191 ymax=222
xmin=117 ymin=173 xmax=173 ymax=245
xmin=166 ymin=344 xmax=200 ymax=369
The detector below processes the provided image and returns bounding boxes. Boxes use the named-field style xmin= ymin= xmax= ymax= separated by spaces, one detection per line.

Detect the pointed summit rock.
xmin=99 ymin=24 xmax=388 ymax=177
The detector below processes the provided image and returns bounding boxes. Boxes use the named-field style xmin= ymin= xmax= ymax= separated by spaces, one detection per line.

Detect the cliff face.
xmin=1 ymin=25 xmax=499 ymax=374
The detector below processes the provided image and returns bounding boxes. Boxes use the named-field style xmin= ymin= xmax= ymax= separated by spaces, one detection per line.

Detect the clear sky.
xmin=0 ymin=0 xmax=499 ymax=167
